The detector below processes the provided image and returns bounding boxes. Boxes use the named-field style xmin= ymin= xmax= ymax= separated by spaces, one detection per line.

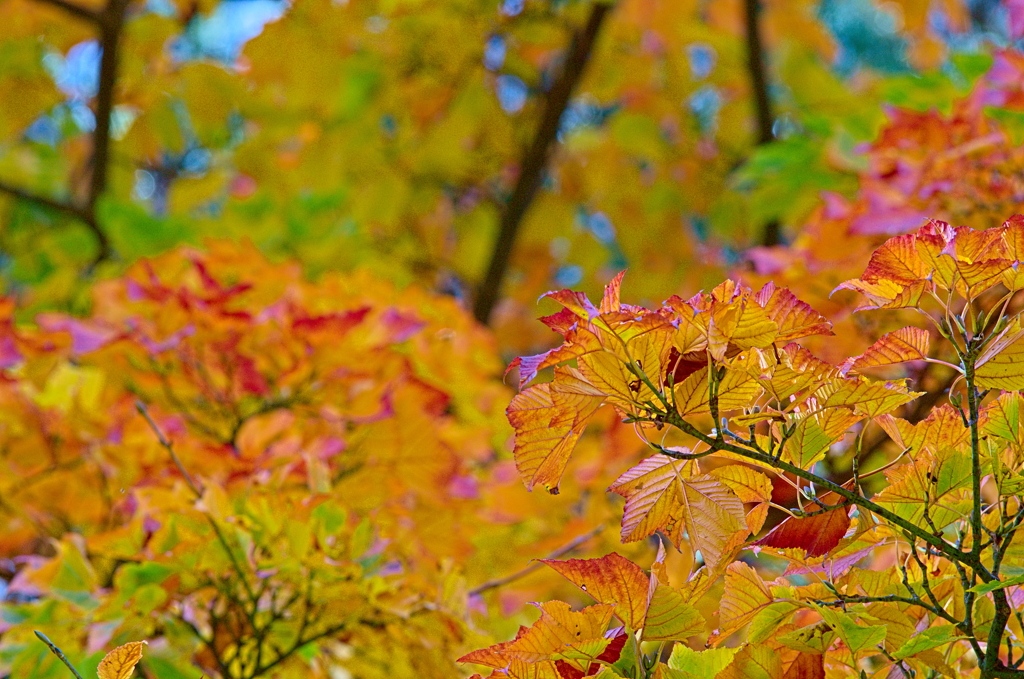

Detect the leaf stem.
xmin=34 ymin=632 xmax=86 ymax=679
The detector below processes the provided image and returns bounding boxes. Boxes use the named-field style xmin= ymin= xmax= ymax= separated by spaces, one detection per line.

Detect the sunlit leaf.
xmin=97 ymin=641 xmax=147 ymax=679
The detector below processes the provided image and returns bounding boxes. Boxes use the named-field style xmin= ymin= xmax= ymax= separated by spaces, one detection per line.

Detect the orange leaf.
xmin=505 ymin=601 xmax=615 ymax=663
xmin=540 ymin=553 xmax=650 ymax=630
xmin=97 ymin=641 xmax=147 ymax=679
xmin=841 ymin=326 xmax=930 ymax=374
xmin=507 ymin=368 xmax=605 ymax=493
xmin=599 ymin=270 xmax=627 ymax=313
xmin=755 ymin=283 xmax=833 ymax=342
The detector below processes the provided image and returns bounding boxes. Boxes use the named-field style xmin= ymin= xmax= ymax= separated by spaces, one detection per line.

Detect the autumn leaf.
xmin=608 ymin=454 xmax=694 ymax=545
xmin=507 ymin=367 xmax=606 ymax=493
xmin=840 ymin=326 xmax=930 ymax=374
xmin=97 ymin=641 xmax=147 ymax=679
xmin=751 ymin=493 xmax=851 ymax=558
xmin=754 ymin=282 xmax=833 ymax=342
xmin=709 ymin=563 xmax=775 ymax=645
xmin=460 ymin=601 xmax=616 ymax=670
xmin=540 ymin=553 xmax=649 ymax=630
xmin=975 ymin=318 xmax=1024 ymax=390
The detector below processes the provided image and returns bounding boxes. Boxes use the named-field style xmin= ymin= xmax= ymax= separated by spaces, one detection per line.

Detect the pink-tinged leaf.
xmin=755 ymin=283 xmax=833 ymax=342
xmin=507 ymin=368 xmax=605 ymax=493
xmin=542 ymin=289 xmax=599 ymax=321
xmin=784 ymin=544 xmax=874 ymax=579
xmin=599 ymin=271 xmax=627 ymax=313
xmin=508 ymin=326 xmax=602 ymax=389
xmin=379 ymin=308 xmax=425 ymax=342
xmin=840 ymin=326 xmax=929 ymax=374
xmin=541 ymin=308 xmax=581 ymax=335
xmin=752 ymin=495 xmax=851 ymax=558
xmin=37 ymin=315 xmax=121 ymax=355
xmin=540 ymin=553 xmax=649 ymax=630
xmin=608 ymin=454 xmax=693 ymax=546
xmin=0 ymin=335 xmax=21 ymax=368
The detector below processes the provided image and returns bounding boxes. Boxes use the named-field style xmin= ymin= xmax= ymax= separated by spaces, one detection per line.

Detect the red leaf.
xmin=752 ymin=494 xmax=851 ymax=557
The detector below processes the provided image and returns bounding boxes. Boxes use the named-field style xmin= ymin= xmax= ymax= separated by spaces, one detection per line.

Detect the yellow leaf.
xmin=609 ymin=454 xmax=695 ymax=546
xmin=678 ymin=474 xmax=748 ymax=572
xmin=820 ymin=377 xmax=921 ymax=418
xmin=709 ymin=563 xmax=774 ymax=645
xmin=976 ymin=318 xmax=1024 ymax=390
xmin=97 ymin=641 xmax=147 ymax=679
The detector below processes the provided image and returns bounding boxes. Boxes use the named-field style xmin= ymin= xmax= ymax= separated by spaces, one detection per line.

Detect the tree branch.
xmin=0 ymin=181 xmax=87 ymax=220
xmin=34 ymin=0 xmax=100 ymax=24
xmin=743 ymin=0 xmax=782 ymax=247
xmin=89 ymin=0 xmax=129 ymax=218
xmin=744 ymin=0 xmax=773 ymax=146
xmin=4 ymin=0 xmax=126 ymax=267
xmin=472 ymin=2 xmax=613 ymax=325
xmin=468 ymin=523 xmax=605 ymax=596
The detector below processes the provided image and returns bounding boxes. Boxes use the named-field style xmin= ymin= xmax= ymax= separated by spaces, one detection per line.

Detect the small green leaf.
xmin=967 ymin=574 xmax=1024 ymax=595
xmin=892 ymin=625 xmax=966 ymax=659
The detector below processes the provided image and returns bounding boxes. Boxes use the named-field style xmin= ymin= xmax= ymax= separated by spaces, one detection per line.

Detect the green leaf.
xmin=814 ymin=605 xmax=887 ymax=654
xmin=967 ymin=573 xmax=1024 ymax=595
xmin=667 ymin=645 xmax=738 ymax=677
xmin=747 ymin=601 xmax=798 ymax=643
xmin=892 ymin=625 xmax=966 ymax=659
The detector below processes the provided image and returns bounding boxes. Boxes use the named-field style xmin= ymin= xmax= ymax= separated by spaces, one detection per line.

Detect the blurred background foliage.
xmin=1 ymin=0 xmax=1018 ymax=352
xmin=5 ymin=0 xmax=1024 ymax=677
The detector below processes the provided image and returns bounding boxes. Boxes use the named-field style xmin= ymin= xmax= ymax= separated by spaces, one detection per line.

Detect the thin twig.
xmin=135 ymin=399 xmax=259 ymax=608
xmin=0 ymin=182 xmax=88 ymax=220
xmin=473 ymin=1 xmax=613 ymax=325
xmin=135 ymin=400 xmax=202 ymax=497
xmin=34 ymin=632 xmax=86 ymax=679
xmin=468 ymin=524 xmax=605 ymax=596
